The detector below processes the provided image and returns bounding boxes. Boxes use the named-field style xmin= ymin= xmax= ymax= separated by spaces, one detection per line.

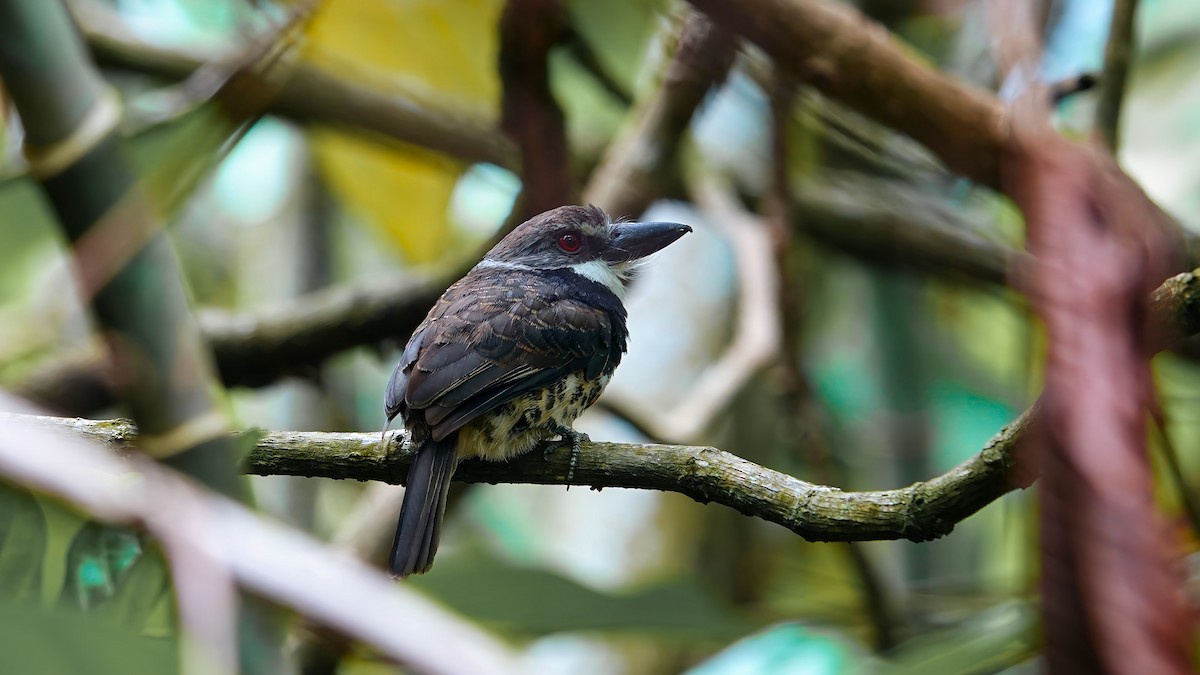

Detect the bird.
xmin=383 ymin=204 xmax=691 ymax=577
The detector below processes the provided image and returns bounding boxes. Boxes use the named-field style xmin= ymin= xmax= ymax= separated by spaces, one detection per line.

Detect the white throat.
xmin=568 ymin=259 xmax=628 ymax=299
xmin=477 ymin=257 xmax=630 ymax=299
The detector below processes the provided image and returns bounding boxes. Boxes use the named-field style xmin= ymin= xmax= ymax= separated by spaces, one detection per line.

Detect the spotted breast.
xmin=458 ymin=372 xmax=610 ymax=461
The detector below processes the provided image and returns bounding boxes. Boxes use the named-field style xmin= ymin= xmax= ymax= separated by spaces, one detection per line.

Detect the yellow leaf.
xmin=305 ymin=0 xmax=502 ymax=113
xmin=312 ymin=129 xmax=462 ymax=264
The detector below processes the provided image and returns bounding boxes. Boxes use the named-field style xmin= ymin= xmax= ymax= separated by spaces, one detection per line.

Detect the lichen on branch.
xmin=26 ymin=410 xmax=1032 ymax=544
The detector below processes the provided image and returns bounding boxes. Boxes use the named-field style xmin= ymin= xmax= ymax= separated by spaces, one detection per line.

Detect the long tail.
xmin=389 ymin=435 xmax=459 ymax=578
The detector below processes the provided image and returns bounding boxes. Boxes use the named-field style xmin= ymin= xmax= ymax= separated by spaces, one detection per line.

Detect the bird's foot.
xmin=544 ymin=423 xmax=588 ymax=488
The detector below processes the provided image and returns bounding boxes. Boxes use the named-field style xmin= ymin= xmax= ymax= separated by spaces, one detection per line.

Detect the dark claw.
xmin=546 ymin=422 xmax=588 ymax=488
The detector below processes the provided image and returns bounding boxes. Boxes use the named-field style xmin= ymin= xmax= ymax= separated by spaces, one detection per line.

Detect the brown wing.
xmin=385 ymin=269 xmax=621 ymax=441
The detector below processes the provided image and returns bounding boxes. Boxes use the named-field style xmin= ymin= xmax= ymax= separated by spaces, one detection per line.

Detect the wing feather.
xmin=390 ymin=269 xmax=620 ymax=437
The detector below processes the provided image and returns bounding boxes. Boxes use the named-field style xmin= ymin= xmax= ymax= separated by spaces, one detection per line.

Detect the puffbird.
xmin=384 ymin=204 xmax=691 ymax=577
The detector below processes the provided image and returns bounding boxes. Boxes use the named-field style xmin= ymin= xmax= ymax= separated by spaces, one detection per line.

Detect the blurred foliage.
xmin=305 ymin=0 xmax=503 ymax=111
xmin=60 ymin=523 xmax=144 ymax=609
xmin=311 ymin=129 xmax=464 ymax=264
xmin=878 ymin=602 xmax=1037 ymax=675
xmin=60 ymin=523 xmax=171 ymax=629
xmin=687 ymin=624 xmax=866 ymax=675
xmin=0 ymin=485 xmax=45 ymax=604
xmin=409 ymin=542 xmax=751 ymax=639
xmin=0 ymin=603 xmax=177 ymax=675
xmin=2 ymin=0 xmax=1200 ymax=673
xmin=303 ymin=0 xmax=503 ymax=264
xmin=0 ymin=483 xmax=174 ymax=673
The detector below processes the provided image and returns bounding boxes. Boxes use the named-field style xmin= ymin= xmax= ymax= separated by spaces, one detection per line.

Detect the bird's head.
xmin=481 ymin=205 xmax=692 ymax=297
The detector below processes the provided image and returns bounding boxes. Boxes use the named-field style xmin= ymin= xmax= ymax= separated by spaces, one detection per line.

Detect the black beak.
xmin=601 ymin=221 xmax=692 ymax=264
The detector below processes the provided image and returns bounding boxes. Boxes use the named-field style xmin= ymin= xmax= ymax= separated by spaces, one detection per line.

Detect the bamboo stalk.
xmin=0 ymin=1 xmax=283 ymax=670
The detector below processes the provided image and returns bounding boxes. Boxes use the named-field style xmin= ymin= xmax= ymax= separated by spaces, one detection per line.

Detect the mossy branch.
xmin=27 ymin=410 xmax=1032 ymax=543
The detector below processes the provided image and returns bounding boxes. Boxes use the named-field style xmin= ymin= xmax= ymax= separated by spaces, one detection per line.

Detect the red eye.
xmin=558 ymin=232 xmax=583 ymax=253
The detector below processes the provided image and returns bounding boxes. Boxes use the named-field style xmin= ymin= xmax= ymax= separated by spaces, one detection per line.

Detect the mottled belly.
xmin=458 ymin=372 xmax=608 ymax=461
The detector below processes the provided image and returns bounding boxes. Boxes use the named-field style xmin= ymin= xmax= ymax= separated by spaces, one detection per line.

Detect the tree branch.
xmin=684 ymin=0 xmax=1200 ymax=265
xmin=71 ymin=0 xmax=518 ymax=170
xmin=17 ymin=195 xmax=1200 ymax=417
xmin=687 ymin=0 xmax=1005 ymax=188
xmin=26 ymin=269 xmax=1200 ymax=542
xmin=14 ymin=271 xmax=450 ymax=412
xmin=987 ymin=4 xmax=1191 ymax=668
xmin=17 ymin=270 xmax=1200 ymax=547
xmin=0 ymin=3 xmax=314 ymax=664
xmin=583 ymin=10 xmax=736 ymax=218
xmin=793 ymin=174 xmax=1021 ymax=288
xmin=499 ymin=0 xmax=576 ymax=216
xmin=0 ymin=402 xmax=518 ymax=675
xmin=26 ymin=410 xmax=1029 ymax=544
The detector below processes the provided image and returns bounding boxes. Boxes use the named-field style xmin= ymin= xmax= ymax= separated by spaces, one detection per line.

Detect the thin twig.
xmin=562 ymin=28 xmax=633 ymax=107
xmin=1050 ymin=72 xmax=1099 ymax=104
xmin=1095 ymin=0 xmax=1140 ymax=152
xmin=138 ymin=3 xmax=317 ymax=221
xmin=740 ymin=54 xmax=950 ymax=185
xmin=686 ymin=0 xmax=1006 ymax=187
xmin=608 ymin=170 xmax=781 ymax=443
xmin=1147 ymin=394 xmax=1200 ymax=538
xmin=763 ymin=73 xmax=897 ymax=651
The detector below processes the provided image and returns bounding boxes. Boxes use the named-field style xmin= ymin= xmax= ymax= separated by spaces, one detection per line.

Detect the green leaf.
xmin=0 ymin=484 xmax=46 ymax=604
xmin=0 ymin=602 xmax=177 ymax=675
xmin=60 ymin=522 xmax=144 ymax=612
xmin=879 ymin=601 xmax=1037 ymax=675
xmin=57 ymin=521 xmax=171 ymax=636
xmin=408 ymin=544 xmax=752 ymax=639
xmin=100 ymin=543 xmax=171 ymax=630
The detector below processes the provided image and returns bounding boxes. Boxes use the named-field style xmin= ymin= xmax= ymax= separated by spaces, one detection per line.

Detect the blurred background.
xmin=1 ymin=0 xmax=1199 ymax=673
